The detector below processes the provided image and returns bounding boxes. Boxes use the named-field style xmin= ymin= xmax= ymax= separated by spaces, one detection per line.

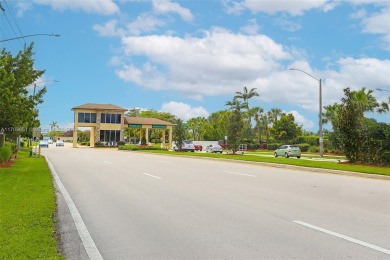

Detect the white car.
xmin=56 ymin=140 xmax=64 ymax=147
xmin=173 ymin=140 xmax=195 ymax=152
xmin=205 ymin=144 xmax=223 ymax=153
xmin=39 ymin=140 xmax=49 ymax=148
xmin=47 ymin=139 xmax=53 ymax=144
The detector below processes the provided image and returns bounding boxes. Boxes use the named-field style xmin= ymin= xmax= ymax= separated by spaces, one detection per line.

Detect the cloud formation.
xmin=160 ymin=101 xmax=209 ymax=121
xmin=34 ymin=0 xmax=119 ymax=15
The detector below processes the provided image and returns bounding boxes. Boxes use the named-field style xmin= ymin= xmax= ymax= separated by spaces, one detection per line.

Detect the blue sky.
xmin=1 ymin=0 xmax=389 ymax=132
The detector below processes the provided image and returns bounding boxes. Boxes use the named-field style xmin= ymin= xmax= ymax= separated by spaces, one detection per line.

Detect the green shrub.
xmin=267 ymin=143 xmax=282 ymax=150
xmin=308 ymin=146 xmax=319 ymax=153
xmin=380 ymin=151 xmax=390 ymax=165
xmin=249 ymin=143 xmax=260 ymax=149
xmin=117 ymin=141 xmax=125 ymax=146
xmin=0 ymin=146 xmax=12 ymax=163
xmin=296 ymin=143 xmax=310 ymax=152
xmin=118 ymin=145 xmax=165 ymax=151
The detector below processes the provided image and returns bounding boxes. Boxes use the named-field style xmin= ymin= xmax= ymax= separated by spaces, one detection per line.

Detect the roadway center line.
xmin=142 ymin=173 xmax=162 ymax=180
xmin=226 ymin=171 xmax=257 ymax=177
xmin=46 ymin=157 xmax=103 ymax=260
xmin=104 ymin=161 xmax=112 ymax=164
xmin=293 ymin=220 xmax=390 ymax=255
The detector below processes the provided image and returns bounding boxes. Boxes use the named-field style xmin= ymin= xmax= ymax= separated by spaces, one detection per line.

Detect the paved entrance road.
xmin=42 ymin=145 xmax=390 ymax=259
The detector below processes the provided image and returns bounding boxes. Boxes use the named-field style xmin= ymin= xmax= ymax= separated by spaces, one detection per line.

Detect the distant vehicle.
xmin=47 ymin=139 xmax=53 ymax=144
xmin=174 ymin=140 xmax=195 ymax=152
xmin=56 ymin=140 xmax=64 ymax=147
xmin=205 ymin=144 xmax=223 ymax=153
xmin=274 ymin=145 xmax=301 ymax=158
xmin=194 ymin=144 xmax=202 ymax=151
xmin=39 ymin=140 xmax=49 ymax=148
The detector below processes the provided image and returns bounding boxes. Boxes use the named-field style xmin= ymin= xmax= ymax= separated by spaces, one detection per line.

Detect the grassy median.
xmin=0 ymin=150 xmax=61 ymax=259
xmin=131 ymin=149 xmax=390 ymax=176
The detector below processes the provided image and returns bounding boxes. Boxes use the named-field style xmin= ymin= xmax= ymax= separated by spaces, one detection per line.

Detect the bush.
xmin=267 ymin=143 xmax=282 ymax=150
xmin=381 ymin=151 xmax=390 ymax=165
xmin=308 ymin=146 xmax=319 ymax=153
xmin=249 ymin=143 xmax=260 ymax=149
xmin=295 ymin=143 xmax=310 ymax=152
xmin=118 ymin=145 xmax=165 ymax=151
xmin=0 ymin=146 xmax=12 ymax=163
xmin=117 ymin=141 xmax=125 ymax=146
xmin=259 ymin=143 xmax=268 ymax=150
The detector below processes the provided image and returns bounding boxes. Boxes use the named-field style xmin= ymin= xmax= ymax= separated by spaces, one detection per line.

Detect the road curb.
xmin=118 ymin=150 xmax=390 ymax=181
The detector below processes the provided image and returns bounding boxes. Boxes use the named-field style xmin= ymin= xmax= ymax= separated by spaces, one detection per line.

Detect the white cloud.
xmin=233 ymin=0 xmax=330 ymax=16
xmin=34 ymin=0 xmax=119 ymax=15
xmin=126 ymin=13 xmax=166 ymax=35
xmin=117 ymin=28 xmax=291 ymax=99
xmin=285 ymin=110 xmax=315 ymax=130
xmin=240 ymin=19 xmax=260 ymax=35
xmin=93 ymin=20 xmax=124 ymax=37
xmin=349 ymin=2 xmax=390 ymax=50
xmin=160 ymin=102 xmax=209 ymax=121
xmin=273 ymin=15 xmax=302 ymax=32
xmin=152 ymin=0 xmax=193 ymax=22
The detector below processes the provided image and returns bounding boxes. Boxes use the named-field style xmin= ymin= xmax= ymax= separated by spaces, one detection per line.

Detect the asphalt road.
xmin=42 ymin=144 xmax=390 ymax=259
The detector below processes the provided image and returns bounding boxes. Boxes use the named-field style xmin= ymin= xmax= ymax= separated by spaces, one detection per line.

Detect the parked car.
xmin=205 ymin=144 xmax=223 ymax=153
xmin=39 ymin=140 xmax=49 ymax=148
xmin=274 ymin=145 xmax=301 ymax=158
xmin=194 ymin=144 xmax=203 ymax=151
xmin=173 ymin=140 xmax=195 ymax=152
xmin=47 ymin=139 xmax=53 ymax=144
xmin=56 ymin=140 xmax=64 ymax=147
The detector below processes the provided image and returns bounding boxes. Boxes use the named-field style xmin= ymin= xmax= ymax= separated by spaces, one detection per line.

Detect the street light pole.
xmin=289 ymin=68 xmax=324 ymax=157
xmin=0 ymin=33 xmax=60 ymax=43
xmin=376 ymin=88 xmax=390 ymax=93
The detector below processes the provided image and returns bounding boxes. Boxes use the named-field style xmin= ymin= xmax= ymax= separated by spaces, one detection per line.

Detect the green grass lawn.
xmin=0 ymin=150 xmax=62 ymax=259
xmin=133 ymin=150 xmax=390 ymax=176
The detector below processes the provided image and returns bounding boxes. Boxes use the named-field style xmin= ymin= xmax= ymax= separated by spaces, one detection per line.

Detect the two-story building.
xmin=71 ymin=103 xmax=174 ymax=148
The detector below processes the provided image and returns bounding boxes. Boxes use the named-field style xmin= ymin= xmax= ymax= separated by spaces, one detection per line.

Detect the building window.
xmin=101 ymin=113 xmax=121 ymax=124
xmin=78 ymin=113 xmax=96 ymax=123
xmin=99 ymin=130 xmax=120 ymax=143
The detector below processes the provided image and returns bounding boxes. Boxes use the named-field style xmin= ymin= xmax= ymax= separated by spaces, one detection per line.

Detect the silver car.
xmin=205 ymin=144 xmax=223 ymax=153
xmin=274 ymin=145 xmax=301 ymax=158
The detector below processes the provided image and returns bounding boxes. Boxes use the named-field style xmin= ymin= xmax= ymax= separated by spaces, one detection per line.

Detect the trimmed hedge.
xmin=296 ymin=143 xmax=310 ymax=152
xmin=118 ymin=145 xmax=166 ymax=151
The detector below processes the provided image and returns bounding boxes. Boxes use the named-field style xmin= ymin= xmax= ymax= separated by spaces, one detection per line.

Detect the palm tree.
xmin=269 ymin=108 xmax=282 ymax=124
xmin=260 ymin=113 xmax=271 ymax=143
xmin=352 ymin=87 xmax=378 ymax=113
xmin=225 ymin=97 xmax=245 ymax=111
xmin=50 ymin=121 xmax=58 ymax=132
xmin=234 ymin=86 xmax=260 ymax=123
xmin=252 ymin=107 xmax=264 ymax=142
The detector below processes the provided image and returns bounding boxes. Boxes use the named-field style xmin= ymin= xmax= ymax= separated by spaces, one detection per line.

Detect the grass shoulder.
xmin=130 ymin=149 xmax=389 ymax=176
xmin=0 ymin=150 xmax=62 ymax=259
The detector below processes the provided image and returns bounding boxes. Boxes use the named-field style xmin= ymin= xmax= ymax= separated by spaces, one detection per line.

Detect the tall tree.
xmin=270 ymin=113 xmax=302 ymax=142
xmin=234 ymin=86 xmax=259 ymax=124
xmin=50 ymin=121 xmax=58 ymax=131
xmin=173 ymin=119 xmax=186 ymax=151
xmin=226 ymin=98 xmax=244 ymax=154
xmin=268 ymin=108 xmax=282 ymax=124
xmin=0 ymin=43 xmax=46 ymax=137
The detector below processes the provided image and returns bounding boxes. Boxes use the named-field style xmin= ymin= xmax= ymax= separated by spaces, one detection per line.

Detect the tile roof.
xmin=124 ymin=117 xmax=175 ymax=126
xmin=71 ymin=103 xmax=127 ymax=111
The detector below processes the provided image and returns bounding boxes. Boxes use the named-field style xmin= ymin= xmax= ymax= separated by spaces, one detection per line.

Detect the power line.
xmin=0 ymin=0 xmax=24 ymax=47
xmin=4 ymin=0 xmax=25 ymax=44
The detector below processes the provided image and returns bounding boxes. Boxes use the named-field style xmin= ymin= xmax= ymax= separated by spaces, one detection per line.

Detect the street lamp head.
xmin=50 ymin=34 xmax=61 ymax=37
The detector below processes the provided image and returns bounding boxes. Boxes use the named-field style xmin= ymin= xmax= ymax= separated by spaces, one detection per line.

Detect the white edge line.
xmin=46 ymin=157 xmax=103 ymax=260
xmin=293 ymin=220 xmax=390 ymax=255
xmin=226 ymin=171 xmax=257 ymax=177
xmin=142 ymin=173 xmax=162 ymax=179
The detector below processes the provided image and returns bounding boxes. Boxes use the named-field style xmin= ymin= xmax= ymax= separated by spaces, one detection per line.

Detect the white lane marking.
xmin=293 ymin=220 xmax=390 ymax=255
xmin=226 ymin=171 xmax=257 ymax=177
xmin=46 ymin=157 xmax=103 ymax=260
xmin=104 ymin=161 xmax=112 ymax=164
xmin=142 ymin=173 xmax=162 ymax=180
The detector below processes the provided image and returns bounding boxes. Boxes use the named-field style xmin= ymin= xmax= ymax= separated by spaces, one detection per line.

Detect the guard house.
xmin=72 ymin=103 xmax=174 ymax=148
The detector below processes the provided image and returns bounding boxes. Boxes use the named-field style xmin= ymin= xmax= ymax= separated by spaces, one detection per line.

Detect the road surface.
xmin=42 ymin=144 xmax=390 ymax=259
